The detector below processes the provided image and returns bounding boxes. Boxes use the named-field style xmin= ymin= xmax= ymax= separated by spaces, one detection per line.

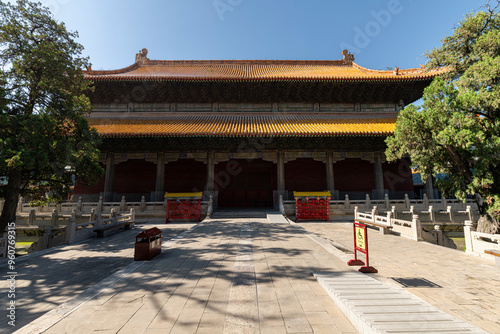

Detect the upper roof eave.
xmin=83 ymin=49 xmax=447 ymax=83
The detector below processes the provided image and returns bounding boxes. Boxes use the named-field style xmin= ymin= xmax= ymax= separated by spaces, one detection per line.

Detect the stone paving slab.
xmin=314 ymin=271 xmax=486 ymax=334
xmin=0 ymin=221 xmax=196 ymax=333
xmin=14 ymin=218 xmax=358 ymax=334
xmin=300 ymin=222 xmax=500 ymax=333
xmin=5 ymin=217 xmax=500 ymax=334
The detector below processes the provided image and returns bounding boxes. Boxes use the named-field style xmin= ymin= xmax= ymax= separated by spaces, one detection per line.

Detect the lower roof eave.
xmin=100 ymin=133 xmax=394 ymax=139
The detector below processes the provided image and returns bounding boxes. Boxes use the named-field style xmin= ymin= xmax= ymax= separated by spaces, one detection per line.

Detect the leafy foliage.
xmin=0 ymin=0 xmax=103 ymax=229
xmin=386 ymin=1 xmax=500 ymax=233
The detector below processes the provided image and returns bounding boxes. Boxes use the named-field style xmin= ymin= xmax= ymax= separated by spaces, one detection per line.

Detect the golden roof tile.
xmin=88 ymin=113 xmax=397 ymax=138
xmin=84 ymin=50 xmax=446 ymax=83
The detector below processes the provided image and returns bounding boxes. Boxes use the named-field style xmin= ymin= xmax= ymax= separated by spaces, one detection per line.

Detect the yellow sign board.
xmin=164 ymin=192 xmax=203 ymax=198
xmin=355 ymin=226 xmax=366 ymax=250
xmin=293 ymin=191 xmax=331 ymax=197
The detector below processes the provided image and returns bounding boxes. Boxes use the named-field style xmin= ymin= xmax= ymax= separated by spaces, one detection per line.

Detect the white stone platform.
xmin=313 ymin=271 xmax=486 ymax=334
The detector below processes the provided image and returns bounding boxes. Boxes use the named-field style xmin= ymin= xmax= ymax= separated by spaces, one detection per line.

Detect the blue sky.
xmin=37 ymin=0 xmax=484 ymax=71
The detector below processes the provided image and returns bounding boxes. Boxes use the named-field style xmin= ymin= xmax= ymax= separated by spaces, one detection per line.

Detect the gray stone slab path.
xmin=5 ymin=218 xmax=500 ymax=334
xmin=0 ymin=221 xmax=196 ymax=333
xmin=14 ymin=218 xmax=358 ymax=334
xmin=299 ymin=222 xmax=500 ymax=333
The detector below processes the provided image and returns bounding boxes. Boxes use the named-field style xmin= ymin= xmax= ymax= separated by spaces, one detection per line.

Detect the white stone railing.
xmin=354 ymin=209 xmax=500 ymax=263
xmin=281 ymin=193 xmax=477 ymax=218
xmin=65 ymin=208 xmax=135 ymax=244
xmin=464 ymin=221 xmax=500 ymax=262
xmin=15 ymin=195 xmax=211 ymax=218
xmin=354 ymin=206 xmax=423 ymax=241
xmin=15 ymin=209 xmax=136 ymax=255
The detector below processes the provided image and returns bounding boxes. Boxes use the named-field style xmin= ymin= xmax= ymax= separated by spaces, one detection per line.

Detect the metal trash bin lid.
xmin=135 ymin=227 xmax=162 ymax=239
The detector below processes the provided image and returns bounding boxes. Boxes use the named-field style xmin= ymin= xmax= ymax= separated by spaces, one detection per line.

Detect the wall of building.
xmin=285 ymin=158 xmax=327 ymax=192
xmin=165 ymin=159 xmax=207 ymax=193
xmin=73 ymin=163 xmax=105 ymax=196
xmin=382 ymin=158 xmax=414 ymax=193
xmin=114 ymin=160 xmax=156 ymax=200
xmin=334 ymin=158 xmax=375 ymax=193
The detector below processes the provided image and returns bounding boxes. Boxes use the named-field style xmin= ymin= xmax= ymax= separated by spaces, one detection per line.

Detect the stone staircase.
xmin=210 ymin=208 xmax=275 ymax=219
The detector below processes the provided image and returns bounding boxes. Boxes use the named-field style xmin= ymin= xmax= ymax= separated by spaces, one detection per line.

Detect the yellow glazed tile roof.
xmin=88 ymin=114 xmax=397 ymax=138
xmin=84 ymin=50 xmax=446 ymax=83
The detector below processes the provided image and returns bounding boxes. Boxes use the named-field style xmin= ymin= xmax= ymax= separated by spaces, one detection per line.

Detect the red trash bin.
xmin=134 ymin=227 xmax=162 ymax=261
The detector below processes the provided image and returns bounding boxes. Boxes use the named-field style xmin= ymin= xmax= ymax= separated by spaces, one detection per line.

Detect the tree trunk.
xmin=0 ymin=170 xmax=22 ymax=233
xmin=477 ymin=215 xmax=500 ymax=235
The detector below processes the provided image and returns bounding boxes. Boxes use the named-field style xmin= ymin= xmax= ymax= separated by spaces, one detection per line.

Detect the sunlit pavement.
xmin=3 ymin=218 xmax=499 ymax=333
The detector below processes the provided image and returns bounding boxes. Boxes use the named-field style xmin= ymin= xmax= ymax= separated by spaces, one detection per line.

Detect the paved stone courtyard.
xmin=1 ymin=218 xmax=499 ymax=333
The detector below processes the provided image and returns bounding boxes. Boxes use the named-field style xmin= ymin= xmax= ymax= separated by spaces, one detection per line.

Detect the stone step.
xmin=211 ymin=210 xmax=269 ymax=219
xmin=313 ymin=271 xmax=487 ymax=334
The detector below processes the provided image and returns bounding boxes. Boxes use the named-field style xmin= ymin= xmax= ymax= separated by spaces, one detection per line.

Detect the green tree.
xmin=386 ymin=1 xmax=500 ymax=233
xmin=0 ymin=0 xmax=103 ymax=232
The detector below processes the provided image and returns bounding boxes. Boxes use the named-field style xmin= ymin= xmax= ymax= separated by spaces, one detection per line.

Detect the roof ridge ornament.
xmin=342 ymin=49 xmax=355 ymax=64
xmin=135 ymin=48 xmax=149 ymax=64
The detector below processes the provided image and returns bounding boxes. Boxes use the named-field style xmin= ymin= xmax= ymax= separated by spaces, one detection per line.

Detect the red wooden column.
xmin=103 ymin=153 xmax=115 ymax=202
xmin=154 ymin=153 xmax=165 ymax=201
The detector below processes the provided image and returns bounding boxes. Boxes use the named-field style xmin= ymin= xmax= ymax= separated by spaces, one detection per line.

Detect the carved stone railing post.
xmin=17 ymin=197 xmax=24 ymax=213
xmin=130 ymin=208 xmax=136 ymax=222
xmin=411 ymin=214 xmax=423 ymax=241
xmin=466 ymin=206 xmax=472 ymax=222
xmin=464 ymin=220 xmax=475 ymax=254
xmin=28 ymin=209 xmax=36 ymax=226
xmin=354 ymin=206 xmax=358 ymax=219
xmin=90 ymin=208 xmax=96 ymax=223
xmin=120 ymin=196 xmax=126 ymax=212
xmin=42 ymin=227 xmax=52 ymax=250
xmin=140 ymin=196 xmax=146 ymax=212
xmin=434 ymin=224 xmax=444 ymax=246
xmin=111 ymin=208 xmax=117 ymax=224
xmin=404 ymin=194 xmax=410 ymax=209
xmin=365 ymin=194 xmax=371 ymax=210
xmin=77 ymin=197 xmax=83 ymax=214
xmin=95 ymin=213 xmax=102 ymax=230
xmin=50 ymin=209 xmax=58 ymax=227
xmin=384 ymin=194 xmax=390 ymax=210
xmin=65 ymin=216 xmax=76 ymax=244
xmin=71 ymin=209 xmax=77 ymax=226
xmin=97 ymin=196 xmax=103 ymax=213
xmin=371 ymin=206 xmax=378 ymax=224
xmin=379 ymin=210 xmax=392 ymax=235
xmin=344 ymin=195 xmax=350 ymax=209
xmin=391 ymin=205 xmax=397 ymax=219
xmin=428 ymin=205 xmax=435 ymax=222
xmin=423 ymin=193 xmax=429 ymax=209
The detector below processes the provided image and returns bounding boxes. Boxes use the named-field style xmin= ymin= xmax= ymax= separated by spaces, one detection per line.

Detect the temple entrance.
xmin=216 ymin=159 xmax=276 ymax=208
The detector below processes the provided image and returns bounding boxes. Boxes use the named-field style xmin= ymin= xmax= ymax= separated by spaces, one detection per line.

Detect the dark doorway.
xmin=216 ymin=159 xmax=276 ymax=208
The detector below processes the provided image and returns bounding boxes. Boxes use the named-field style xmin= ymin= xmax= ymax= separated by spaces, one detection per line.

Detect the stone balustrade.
xmin=464 ymin=221 xmax=500 ymax=264
xmin=280 ymin=193 xmax=477 ymax=218
xmin=13 ymin=195 xmax=211 ymax=219
xmin=16 ymin=209 xmax=136 ymax=255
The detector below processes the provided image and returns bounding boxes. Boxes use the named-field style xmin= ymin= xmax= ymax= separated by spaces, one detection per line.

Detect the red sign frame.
xmin=347 ymin=221 xmax=378 ymax=273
